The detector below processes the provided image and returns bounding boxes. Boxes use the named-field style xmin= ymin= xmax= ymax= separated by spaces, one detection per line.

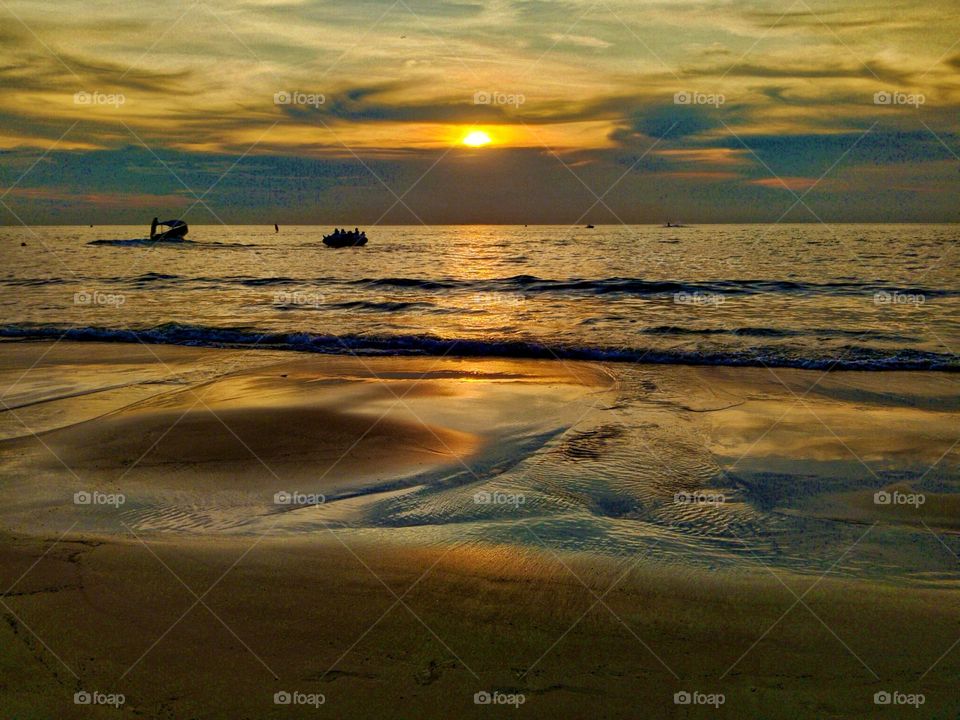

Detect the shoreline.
xmin=2 ymin=330 xmax=957 ymax=372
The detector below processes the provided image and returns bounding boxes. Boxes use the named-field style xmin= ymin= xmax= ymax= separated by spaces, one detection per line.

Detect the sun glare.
xmin=462 ymin=130 xmax=492 ymax=147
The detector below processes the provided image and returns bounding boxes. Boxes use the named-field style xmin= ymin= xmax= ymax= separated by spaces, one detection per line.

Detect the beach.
xmin=2 ymin=0 xmax=959 ymax=713
xmin=3 ymin=532 xmax=958 ymax=719
xmin=1 ymin=340 xmax=957 ymax=718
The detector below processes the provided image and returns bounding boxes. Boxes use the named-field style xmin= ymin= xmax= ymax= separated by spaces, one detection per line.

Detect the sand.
xmin=0 ymin=341 xmax=957 ymax=718
xmin=1 ymin=534 xmax=958 ymax=718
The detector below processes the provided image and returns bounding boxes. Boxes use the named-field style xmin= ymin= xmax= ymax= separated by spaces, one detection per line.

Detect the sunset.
xmin=0 ymin=1 xmax=958 ymax=718
xmin=462 ymin=130 xmax=493 ymax=147
xmin=0 ymin=0 xmax=958 ymax=223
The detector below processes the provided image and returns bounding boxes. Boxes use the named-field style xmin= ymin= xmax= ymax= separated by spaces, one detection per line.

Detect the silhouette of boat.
xmin=662 ymin=221 xmax=686 ymax=228
xmin=585 ymin=224 xmax=595 ymax=228
xmin=150 ymin=218 xmax=189 ymax=241
xmin=323 ymin=229 xmax=368 ymax=248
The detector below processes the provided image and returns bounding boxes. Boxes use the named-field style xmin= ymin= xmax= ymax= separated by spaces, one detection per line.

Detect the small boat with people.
xmin=150 ymin=217 xmax=189 ymax=241
xmin=323 ymin=227 xmax=368 ymax=248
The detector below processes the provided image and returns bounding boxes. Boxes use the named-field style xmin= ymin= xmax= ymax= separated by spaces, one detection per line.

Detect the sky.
xmin=0 ymin=0 xmax=958 ymax=224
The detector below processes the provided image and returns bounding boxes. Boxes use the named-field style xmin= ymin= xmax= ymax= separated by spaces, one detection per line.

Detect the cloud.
xmin=741 ymin=8 xmax=930 ymax=32
xmin=683 ymin=58 xmax=913 ymax=84
xmin=0 ymin=45 xmax=195 ymax=95
xmin=4 ymin=186 xmax=189 ymax=209
xmin=747 ymin=176 xmax=821 ymax=192
xmin=709 ymin=130 xmax=959 ymax=172
xmin=655 ymin=148 xmax=750 ymax=166
xmin=661 ymin=170 xmax=740 ymax=181
xmin=0 ymin=0 xmax=958 ymax=221
xmin=608 ymin=103 xmax=736 ymax=144
xmin=546 ymin=33 xmax=612 ymax=49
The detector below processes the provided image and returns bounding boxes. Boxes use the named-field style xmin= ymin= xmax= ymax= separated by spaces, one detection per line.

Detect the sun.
xmin=462 ymin=130 xmax=492 ymax=147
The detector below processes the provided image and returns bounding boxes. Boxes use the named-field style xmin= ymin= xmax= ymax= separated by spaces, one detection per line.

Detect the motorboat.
xmin=150 ymin=218 xmax=189 ymax=241
xmin=323 ymin=229 xmax=368 ymax=248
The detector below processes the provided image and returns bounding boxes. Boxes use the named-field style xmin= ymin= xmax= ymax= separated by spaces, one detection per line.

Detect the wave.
xmin=347 ymin=275 xmax=951 ymax=298
xmin=3 ymin=272 xmax=949 ymax=300
xmin=0 ymin=272 xmax=182 ymax=287
xmin=357 ymin=277 xmax=458 ymax=290
xmin=277 ymin=300 xmax=451 ymax=314
xmin=1 ymin=323 xmax=955 ymax=371
xmin=326 ymin=300 xmax=445 ymax=313
xmin=639 ymin=325 xmax=917 ymax=342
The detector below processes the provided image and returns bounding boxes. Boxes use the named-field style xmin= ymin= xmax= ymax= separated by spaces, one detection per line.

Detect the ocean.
xmin=2 ymin=224 xmax=958 ymax=583
xmin=1 ymin=224 xmax=957 ymax=370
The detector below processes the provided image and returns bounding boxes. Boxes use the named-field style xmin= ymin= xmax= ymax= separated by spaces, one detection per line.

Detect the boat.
xmin=662 ymin=221 xmax=686 ymax=228
xmin=585 ymin=224 xmax=595 ymax=229
xmin=150 ymin=218 xmax=189 ymax=241
xmin=323 ymin=229 xmax=368 ymax=248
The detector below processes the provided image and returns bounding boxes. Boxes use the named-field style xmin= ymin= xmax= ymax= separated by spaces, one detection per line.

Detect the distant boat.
xmin=323 ymin=228 xmax=368 ymax=248
xmin=662 ymin=222 xmax=686 ymax=228
xmin=150 ymin=218 xmax=189 ymax=241
xmin=585 ymin=224 xmax=595 ymax=229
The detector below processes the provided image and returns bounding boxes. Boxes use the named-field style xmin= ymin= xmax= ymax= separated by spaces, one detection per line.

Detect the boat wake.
xmin=88 ymin=238 xmax=196 ymax=247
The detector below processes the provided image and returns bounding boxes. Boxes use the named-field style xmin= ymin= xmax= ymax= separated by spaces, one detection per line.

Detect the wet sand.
xmin=0 ymin=341 xmax=958 ymax=718
xmin=1 ymin=534 xmax=958 ymax=718
xmin=0 ymin=341 xmax=611 ymax=535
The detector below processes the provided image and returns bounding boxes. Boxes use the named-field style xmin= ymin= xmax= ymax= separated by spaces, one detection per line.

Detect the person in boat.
xmin=150 ymin=217 xmax=159 ymax=239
